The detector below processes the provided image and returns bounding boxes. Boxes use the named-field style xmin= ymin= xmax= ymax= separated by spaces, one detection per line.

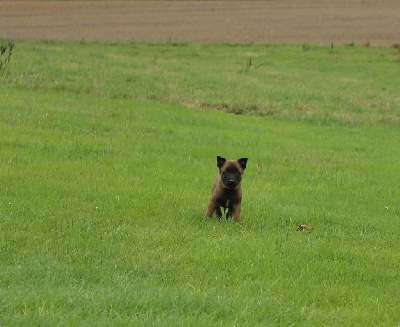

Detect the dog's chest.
xmin=217 ymin=189 xmax=238 ymax=208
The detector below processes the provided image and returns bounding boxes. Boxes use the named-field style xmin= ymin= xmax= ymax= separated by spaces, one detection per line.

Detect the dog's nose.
xmin=229 ymin=179 xmax=235 ymax=184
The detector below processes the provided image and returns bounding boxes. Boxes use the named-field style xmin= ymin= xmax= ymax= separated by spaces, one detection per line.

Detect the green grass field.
xmin=1 ymin=41 xmax=400 ymax=326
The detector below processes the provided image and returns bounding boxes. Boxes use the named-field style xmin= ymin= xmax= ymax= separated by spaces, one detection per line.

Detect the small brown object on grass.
xmin=297 ymin=225 xmax=313 ymax=231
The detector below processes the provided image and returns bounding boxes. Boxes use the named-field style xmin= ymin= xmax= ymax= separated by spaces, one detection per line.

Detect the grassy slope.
xmin=4 ymin=41 xmax=400 ymax=123
xmin=1 ymin=42 xmax=400 ymax=325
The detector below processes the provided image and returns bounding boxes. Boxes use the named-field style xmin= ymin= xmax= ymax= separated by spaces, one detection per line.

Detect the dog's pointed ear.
xmin=238 ymin=158 xmax=248 ymax=170
xmin=217 ymin=156 xmax=226 ymax=168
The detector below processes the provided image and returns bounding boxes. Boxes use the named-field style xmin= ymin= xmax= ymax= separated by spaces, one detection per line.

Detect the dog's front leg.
xmin=215 ymin=207 xmax=223 ymax=219
xmin=232 ymin=203 xmax=242 ymax=222
xmin=226 ymin=205 xmax=233 ymax=220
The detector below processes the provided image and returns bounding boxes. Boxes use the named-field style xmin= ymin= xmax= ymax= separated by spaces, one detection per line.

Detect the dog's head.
xmin=217 ymin=156 xmax=248 ymax=189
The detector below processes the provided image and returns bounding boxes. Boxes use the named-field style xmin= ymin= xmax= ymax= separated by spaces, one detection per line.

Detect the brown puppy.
xmin=205 ymin=156 xmax=248 ymax=222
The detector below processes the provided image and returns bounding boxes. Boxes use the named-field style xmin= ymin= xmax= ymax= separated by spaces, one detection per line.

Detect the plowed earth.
xmin=1 ymin=1 xmax=400 ymax=46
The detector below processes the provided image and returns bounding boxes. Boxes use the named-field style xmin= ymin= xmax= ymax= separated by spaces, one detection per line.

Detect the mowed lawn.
xmin=1 ymin=41 xmax=400 ymax=326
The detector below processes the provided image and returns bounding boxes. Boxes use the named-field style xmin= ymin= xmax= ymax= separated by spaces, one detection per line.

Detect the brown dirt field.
xmin=1 ymin=1 xmax=400 ymax=46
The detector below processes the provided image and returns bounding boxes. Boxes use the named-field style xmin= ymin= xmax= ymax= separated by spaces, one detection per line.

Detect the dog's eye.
xmin=223 ymin=171 xmax=228 ymax=175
